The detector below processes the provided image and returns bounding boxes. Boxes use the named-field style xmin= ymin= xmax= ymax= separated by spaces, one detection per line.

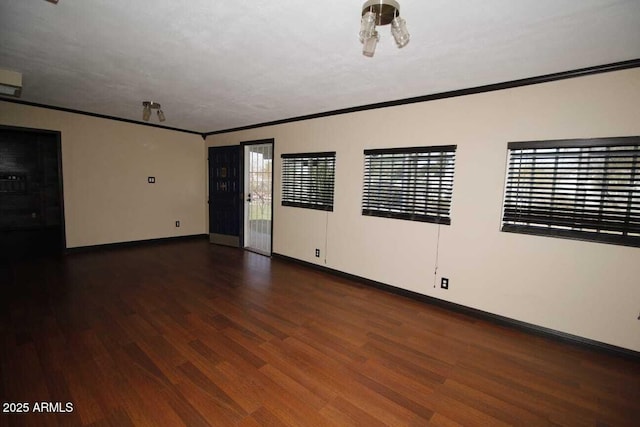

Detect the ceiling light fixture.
xmin=359 ymin=0 xmax=410 ymax=57
xmin=142 ymin=101 xmax=165 ymax=122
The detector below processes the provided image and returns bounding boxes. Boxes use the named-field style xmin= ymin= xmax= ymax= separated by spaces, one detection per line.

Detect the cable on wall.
xmin=433 ymin=224 xmax=441 ymax=288
xmin=324 ymin=211 xmax=329 ymax=265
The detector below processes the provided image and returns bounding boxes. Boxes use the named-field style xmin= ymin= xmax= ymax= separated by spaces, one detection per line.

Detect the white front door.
xmin=243 ymin=142 xmax=273 ymax=255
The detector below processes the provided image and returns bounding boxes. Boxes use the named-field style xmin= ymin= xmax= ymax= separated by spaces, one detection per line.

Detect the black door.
xmin=0 ymin=127 xmax=65 ymax=260
xmin=208 ymin=146 xmax=241 ymax=247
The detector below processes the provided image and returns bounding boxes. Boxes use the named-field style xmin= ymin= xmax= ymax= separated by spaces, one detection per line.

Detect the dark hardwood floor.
xmin=1 ymin=239 xmax=639 ymax=426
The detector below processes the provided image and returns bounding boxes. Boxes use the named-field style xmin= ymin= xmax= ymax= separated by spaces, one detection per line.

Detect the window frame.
xmin=281 ymin=151 xmax=336 ymax=212
xmin=362 ymin=145 xmax=456 ymax=225
xmin=501 ymin=136 xmax=640 ymax=248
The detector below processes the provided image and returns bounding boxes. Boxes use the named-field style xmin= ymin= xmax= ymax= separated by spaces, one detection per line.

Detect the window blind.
xmin=362 ymin=145 xmax=456 ymax=224
xmin=502 ymin=137 xmax=640 ymax=247
xmin=281 ymin=152 xmax=335 ymax=211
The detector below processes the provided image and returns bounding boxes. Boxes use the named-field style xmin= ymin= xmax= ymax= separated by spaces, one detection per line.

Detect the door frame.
xmin=240 ymin=138 xmax=274 ymax=255
xmin=0 ymin=124 xmax=66 ymax=251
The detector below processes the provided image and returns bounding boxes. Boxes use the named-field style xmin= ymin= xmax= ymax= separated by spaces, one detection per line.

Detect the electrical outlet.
xmin=148 ymin=176 xmax=155 ymax=183
xmin=175 ymin=220 xmax=180 ymax=227
xmin=315 ymin=248 xmax=320 ymax=258
xmin=441 ymin=277 xmax=449 ymax=289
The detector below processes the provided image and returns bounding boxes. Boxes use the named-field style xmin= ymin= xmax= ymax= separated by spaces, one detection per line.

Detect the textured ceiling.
xmin=1 ymin=0 xmax=639 ymax=133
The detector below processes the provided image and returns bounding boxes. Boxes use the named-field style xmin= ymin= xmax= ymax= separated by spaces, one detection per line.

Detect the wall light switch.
xmin=148 ymin=177 xmax=155 ymax=183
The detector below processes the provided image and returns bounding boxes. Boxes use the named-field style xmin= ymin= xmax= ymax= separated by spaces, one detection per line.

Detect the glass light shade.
xmin=0 ymin=84 xmax=21 ymax=97
xmin=391 ymin=16 xmax=410 ymax=48
xmin=142 ymin=105 xmax=151 ymax=121
xmin=157 ymin=109 xmax=166 ymax=122
xmin=359 ymin=11 xmax=377 ymax=42
xmin=362 ymin=31 xmax=379 ymax=57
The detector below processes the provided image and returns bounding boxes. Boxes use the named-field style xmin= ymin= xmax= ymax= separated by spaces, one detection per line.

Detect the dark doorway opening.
xmin=0 ymin=126 xmax=65 ymax=261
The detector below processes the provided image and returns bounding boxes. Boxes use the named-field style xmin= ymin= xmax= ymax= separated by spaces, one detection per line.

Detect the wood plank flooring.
xmin=1 ymin=239 xmax=639 ymax=426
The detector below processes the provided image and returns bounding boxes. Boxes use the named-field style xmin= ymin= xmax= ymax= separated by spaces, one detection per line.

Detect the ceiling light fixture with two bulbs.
xmin=359 ymin=0 xmax=410 ymax=57
xmin=142 ymin=101 xmax=166 ymax=122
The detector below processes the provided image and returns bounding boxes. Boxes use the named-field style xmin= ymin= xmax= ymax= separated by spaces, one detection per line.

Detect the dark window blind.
xmin=281 ymin=152 xmax=335 ymax=211
xmin=502 ymin=137 xmax=640 ymax=247
xmin=362 ymin=145 xmax=456 ymax=224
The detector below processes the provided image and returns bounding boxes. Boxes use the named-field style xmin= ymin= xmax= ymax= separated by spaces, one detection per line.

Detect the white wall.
xmin=0 ymin=102 xmax=206 ymax=248
xmin=207 ymin=68 xmax=640 ymax=352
